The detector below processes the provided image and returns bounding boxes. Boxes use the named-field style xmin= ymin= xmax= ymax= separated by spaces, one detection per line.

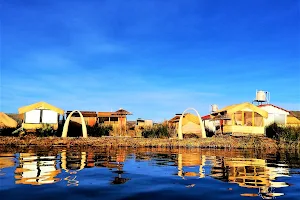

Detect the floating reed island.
xmin=0 ymin=135 xmax=299 ymax=150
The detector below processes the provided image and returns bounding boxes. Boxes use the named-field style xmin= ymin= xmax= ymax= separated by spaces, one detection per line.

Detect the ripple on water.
xmin=0 ymin=148 xmax=299 ymax=200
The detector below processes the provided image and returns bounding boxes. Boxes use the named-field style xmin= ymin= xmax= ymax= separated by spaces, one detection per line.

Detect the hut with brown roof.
xmin=98 ymin=108 xmax=132 ymax=136
xmin=65 ymin=111 xmax=97 ymax=127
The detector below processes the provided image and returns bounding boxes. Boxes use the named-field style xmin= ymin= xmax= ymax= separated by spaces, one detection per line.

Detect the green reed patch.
xmin=141 ymin=125 xmax=171 ymax=138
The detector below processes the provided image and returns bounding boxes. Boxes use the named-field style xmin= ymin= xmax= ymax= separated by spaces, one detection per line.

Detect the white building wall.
xmin=259 ymin=105 xmax=289 ymax=126
xmin=42 ymin=110 xmax=58 ymax=123
xmin=203 ymin=120 xmax=219 ymax=132
xmin=25 ymin=110 xmax=40 ymax=123
xmin=24 ymin=109 xmax=58 ymax=124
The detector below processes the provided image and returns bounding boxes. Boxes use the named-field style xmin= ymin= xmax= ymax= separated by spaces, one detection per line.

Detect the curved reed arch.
xmin=178 ymin=107 xmax=206 ymax=140
xmin=61 ymin=110 xmax=88 ymax=138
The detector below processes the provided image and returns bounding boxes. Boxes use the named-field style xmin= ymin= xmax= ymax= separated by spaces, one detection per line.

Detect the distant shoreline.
xmin=0 ymin=136 xmax=299 ymax=150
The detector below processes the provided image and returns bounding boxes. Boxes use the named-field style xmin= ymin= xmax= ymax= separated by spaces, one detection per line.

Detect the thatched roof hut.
xmin=210 ymin=102 xmax=268 ymax=136
xmin=18 ymin=101 xmax=64 ymax=115
xmin=18 ymin=101 xmax=64 ymax=131
xmin=0 ymin=112 xmax=17 ymax=128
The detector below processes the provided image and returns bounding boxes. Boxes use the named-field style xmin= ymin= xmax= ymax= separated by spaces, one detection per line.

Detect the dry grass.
xmin=0 ymin=135 xmax=285 ymax=150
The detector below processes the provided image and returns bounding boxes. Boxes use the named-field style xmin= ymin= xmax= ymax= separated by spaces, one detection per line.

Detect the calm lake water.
xmin=0 ymin=148 xmax=299 ymax=200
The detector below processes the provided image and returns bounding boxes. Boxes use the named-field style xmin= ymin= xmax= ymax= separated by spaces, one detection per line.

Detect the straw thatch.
xmin=212 ymin=102 xmax=268 ymax=118
xmin=290 ymin=111 xmax=300 ymax=120
xmin=0 ymin=112 xmax=18 ymax=128
xmin=115 ymin=108 xmax=132 ymax=115
xmin=18 ymin=101 xmax=64 ymax=115
xmin=98 ymin=109 xmax=132 ymax=117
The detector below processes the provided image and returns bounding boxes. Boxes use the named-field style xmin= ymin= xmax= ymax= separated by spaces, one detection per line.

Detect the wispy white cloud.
xmin=1 ymin=0 xmax=299 ymax=121
xmin=1 ymin=52 xmax=221 ymax=121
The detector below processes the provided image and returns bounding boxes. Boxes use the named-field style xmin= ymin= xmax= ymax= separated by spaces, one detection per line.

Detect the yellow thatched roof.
xmin=168 ymin=113 xmax=200 ymax=126
xmin=0 ymin=112 xmax=18 ymax=128
xmin=212 ymin=102 xmax=268 ymax=118
xmin=182 ymin=113 xmax=200 ymax=126
xmin=287 ymin=115 xmax=300 ymax=125
xmin=18 ymin=101 xmax=64 ymax=115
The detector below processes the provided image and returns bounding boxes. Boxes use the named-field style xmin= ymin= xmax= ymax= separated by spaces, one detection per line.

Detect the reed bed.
xmin=0 ymin=135 xmax=282 ymax=150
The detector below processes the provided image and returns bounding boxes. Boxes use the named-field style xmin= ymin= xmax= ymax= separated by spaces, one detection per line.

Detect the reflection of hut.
xmin=86 ymin=152 xmax=95 ymax=168
xmin=18 ymin=101 xmax=64 ymax=131
xmin=94 ymin=153 xmax=124 ymax=170
xmin=177 ymin=153 xmax=206 ymax=178
xmin=93 ymin=151 xmax=129 ymax=185
xmin=0 ymin=112 xmax=17 ymax=128
xmin=93 ymin=150 xmax=127 ymax=170
xmin=210 ymin=157 xmax=289 ymax=198
xmin=15 ymin=153 xmax=60 ymax=185
xmin=0 ymin=154 xmax=15 ymax=169
xmin=210 ymin=102 xmax=268 ymax=136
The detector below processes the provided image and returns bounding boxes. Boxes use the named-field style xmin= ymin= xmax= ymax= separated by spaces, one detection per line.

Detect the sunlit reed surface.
xmin=0 ymin=148 xmax=299 ymax=200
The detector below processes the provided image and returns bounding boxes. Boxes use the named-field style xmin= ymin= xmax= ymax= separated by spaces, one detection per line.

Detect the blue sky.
xmin=1 ymin=0 xmax=299 ymax=121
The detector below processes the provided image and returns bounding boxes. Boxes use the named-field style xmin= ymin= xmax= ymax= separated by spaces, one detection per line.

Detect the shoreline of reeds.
xmin=0 ymin=135 xmax=299 ymax=150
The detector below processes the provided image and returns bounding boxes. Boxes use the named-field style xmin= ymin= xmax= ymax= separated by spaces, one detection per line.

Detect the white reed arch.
xmin=61 ymin=110 xmax=88 ymax=138
xmin=178 ymin=107 xmax=206 ymax=140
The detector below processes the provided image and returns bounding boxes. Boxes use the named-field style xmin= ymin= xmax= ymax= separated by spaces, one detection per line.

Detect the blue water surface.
xmin=0 ymin=148 xmax=299 ymax=200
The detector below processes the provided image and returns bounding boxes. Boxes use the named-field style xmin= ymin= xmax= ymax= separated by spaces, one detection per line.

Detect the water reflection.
xmin=0 ymin=153 xmax=15 ymax=176
xmin=15 ymin=153 xmax=61 ymax=185
xmin=61 ymin=151 xmax=86 ymax=186
xmin=177 ymin=153 xmax=206 ymax=179
xmin=210 ymin=157 xmax=289 ymax=198
xmin=0 ymin=148 xmax=298 ymax=199
xmin=93 ymin=150 xmax=130 ymax=185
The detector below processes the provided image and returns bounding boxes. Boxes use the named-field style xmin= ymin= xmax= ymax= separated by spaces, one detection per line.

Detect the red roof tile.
xmin=201 ymin=115 xmax=211 ymax=120
xmin=257 ymin=104 xmax=290 ymax=113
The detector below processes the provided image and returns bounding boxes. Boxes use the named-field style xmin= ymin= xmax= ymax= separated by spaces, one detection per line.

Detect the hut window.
xmin=244 ymin=112 xmax=252 ymax=126
xmin=99 ymin=117 xmax=109 ymax=123
xmin=24 ymin=110 xmax=41 ymax=124
xmin=42 ymin=110 xmax=58 ymax=124
xmin=225 ymin=119 xmax=232 ymax=125
xmin=234 ymin=111 xmax=243 ymax=125
xmin=110 ymin=117 xmax=118 ymax=122
xmin=254 ymin=113 xmax=263 ymax=127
